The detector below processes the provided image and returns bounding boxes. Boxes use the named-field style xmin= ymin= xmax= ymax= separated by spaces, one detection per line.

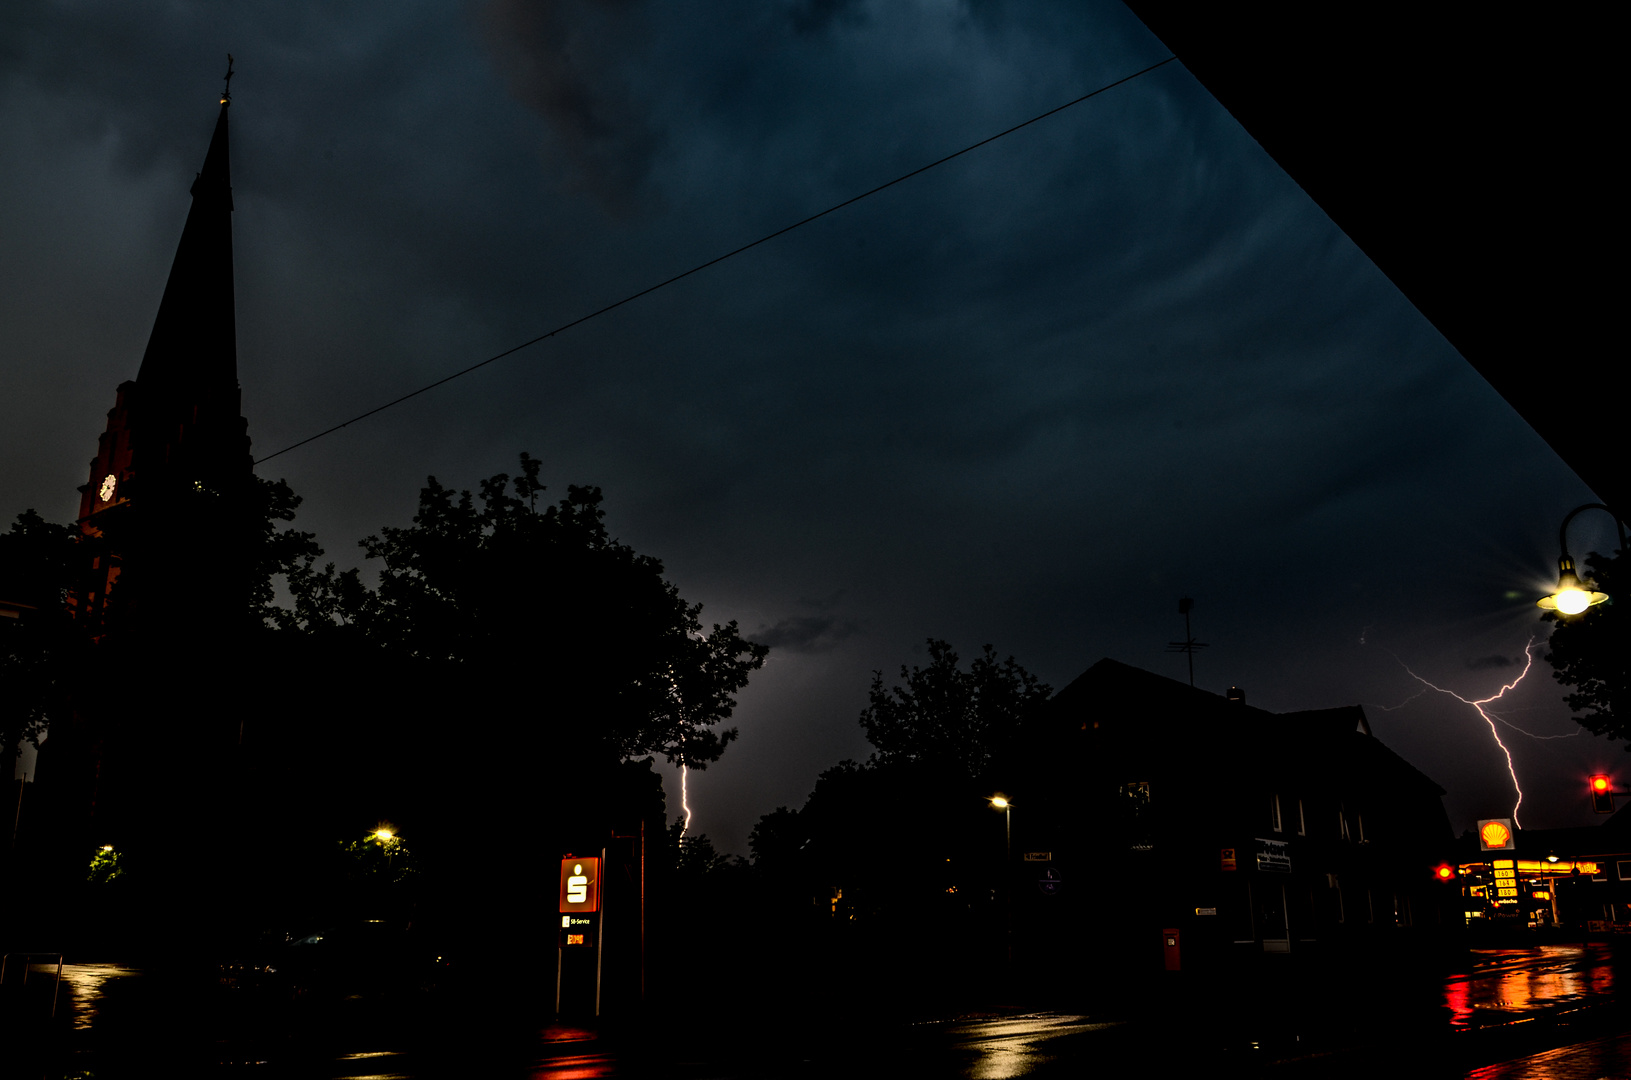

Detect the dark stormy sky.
xmin=1 ymin=1 xmax=1615 ymax=852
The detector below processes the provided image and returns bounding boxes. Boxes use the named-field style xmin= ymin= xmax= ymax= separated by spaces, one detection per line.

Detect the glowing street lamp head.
xmin=989 ymin=795 xmax=1010 ymax=810
xmin=373 ymin=828 xmax=395 ymax=843
xmin=1538 ymin=557 xmax=1608 ymax=615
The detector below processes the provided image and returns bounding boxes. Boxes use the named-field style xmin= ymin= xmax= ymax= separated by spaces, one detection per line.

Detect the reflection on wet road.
xmin=1465 ymin=1030 xmax=1631 ymax=1079
xmin=529 ymin=1024 xmax=618 ymax=1079
xmin=57 ymin=962 xmax=140 ymax=1030
xmin=1444 ymin=945 xmax=1616 ymax=1030
xmin=911 ymin=1012 xmax=1126 ymax=1079
xmin=13 ymin=945 xmax=1631 ymax=1077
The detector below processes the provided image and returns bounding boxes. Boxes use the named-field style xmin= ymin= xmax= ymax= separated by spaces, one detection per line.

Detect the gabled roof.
xmin=1046 ymin=657 xmax=1445 ymax=797
xmin=1051 ymin=657 xmax=1274 ymax=721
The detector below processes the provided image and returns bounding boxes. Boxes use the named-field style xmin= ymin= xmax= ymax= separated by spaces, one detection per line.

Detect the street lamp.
xmin=989 ymin=795 xmax=1012 ymax=862
xmin=1537 ymin=503 xmax=1624 ymax=614
xmin=371 ymin=826 xmax=401 ymax=880
xmin=989 ymin=795 xmax=1013 ymax=970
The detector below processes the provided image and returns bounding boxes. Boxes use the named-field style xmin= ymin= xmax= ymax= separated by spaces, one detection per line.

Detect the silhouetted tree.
xmin=290 ymin=454 xmax=767 ymax=769
xmin=748 ymin=806 xmax=804 ymax=869
xmin=0 ymin=511 xmax=84 ymax=767
xmin=860 ymin=638 xmax=1050 ymax=779
xmin=666 ymin=820 xmax=741 ymax=879
xmin=1547 ymin=549 xmax=1631 ymax=744
xmin=248 ymin=475 xmax=326 ymax=629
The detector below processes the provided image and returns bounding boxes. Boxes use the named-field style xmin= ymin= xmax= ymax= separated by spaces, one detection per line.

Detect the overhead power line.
xmin=254 ymin=55 xmax=1178 ymax=466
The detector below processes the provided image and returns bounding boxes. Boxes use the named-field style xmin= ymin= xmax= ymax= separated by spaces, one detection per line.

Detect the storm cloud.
xmin=0 ymin=0 xmax=1605 ymax=850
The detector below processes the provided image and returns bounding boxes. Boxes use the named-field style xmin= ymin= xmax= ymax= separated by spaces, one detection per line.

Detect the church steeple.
xmin=75 ymin=64 xmax=255 ymax=635
xmin=135 ymin=79 xmax=236 ymax=398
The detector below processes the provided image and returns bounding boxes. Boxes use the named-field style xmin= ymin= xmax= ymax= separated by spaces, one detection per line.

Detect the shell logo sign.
xmin=1477 ymin=818 xmax=1515 ymax=852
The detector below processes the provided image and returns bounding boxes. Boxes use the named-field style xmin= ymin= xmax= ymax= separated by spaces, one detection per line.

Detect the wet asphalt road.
xmin=6 ymin=944 xmax=1631 ymax=1077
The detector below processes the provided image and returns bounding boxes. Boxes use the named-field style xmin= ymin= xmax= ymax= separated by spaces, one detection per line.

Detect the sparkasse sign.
xmin=559 ymin=857 xmax=602 ymax=914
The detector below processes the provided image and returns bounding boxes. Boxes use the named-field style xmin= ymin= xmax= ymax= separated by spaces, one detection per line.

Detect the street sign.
xmin=1023 ymin=852 xmax=1053 ymax=862
xmin=1194 ymin=907 xmax=1217 ymax=916
xmin=1221 ymin=848 xmax=1237 ymax=872
xmin=559 ymin=857 xmax=602 ymax=914
xmin=1477 ymin=819 xmax=1515 ymax=852
xmin=1038 ymin=869 xmax=1062 ymax=895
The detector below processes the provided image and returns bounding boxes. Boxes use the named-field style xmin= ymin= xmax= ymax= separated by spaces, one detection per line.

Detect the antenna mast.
xmin=1165 ymin=597 xmax=1208 ymax=687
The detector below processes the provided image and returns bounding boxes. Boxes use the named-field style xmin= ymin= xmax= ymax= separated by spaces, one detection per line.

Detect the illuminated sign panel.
xmin=1477 ymin=819 xmax=1514 ymax=851
xmin=1491 ymin=861 xmax=1518 ymax=905
xmin=560 ymin=912 xmax=597 ymax=947
xmin=1254 ymin=838 xmax=1290 ymax=874
xmin=559 ymin=857 xmax=602 ymax=914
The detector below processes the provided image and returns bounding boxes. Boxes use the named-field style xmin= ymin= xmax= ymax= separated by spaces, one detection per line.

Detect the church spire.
xmin=135 ymin=69 xmax=237 ymax=395
xmin=75 ymin=62 xmax=254 ymax=636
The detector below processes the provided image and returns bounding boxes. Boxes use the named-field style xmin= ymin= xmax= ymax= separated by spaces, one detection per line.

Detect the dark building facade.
xmin=1012 ymin=660 xmax=1462 ymax=979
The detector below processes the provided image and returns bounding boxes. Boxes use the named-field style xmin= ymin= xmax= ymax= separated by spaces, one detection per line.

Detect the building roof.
xmin=1046 ymin=657 xmax=1446 ymax=799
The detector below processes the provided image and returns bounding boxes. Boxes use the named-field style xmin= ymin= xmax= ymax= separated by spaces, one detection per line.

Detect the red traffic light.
xmin=1432 ymin=863 xmax=1457 ymax=882
xmin=1591 ymin=775 xmax=1612 ymax=793
xmin=1591 ymin=775 xmax=1615 ymax=813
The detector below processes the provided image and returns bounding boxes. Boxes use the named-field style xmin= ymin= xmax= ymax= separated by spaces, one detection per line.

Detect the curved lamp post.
xmin=1538 ymin=503 xmax=1626 ymax=615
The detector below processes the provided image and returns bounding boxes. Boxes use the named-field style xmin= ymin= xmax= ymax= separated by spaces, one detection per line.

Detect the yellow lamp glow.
xmin=990 ymin=796 xmax=1009 ymax=809
xmin=1537 ymin=557 xmax=1607 ymax=614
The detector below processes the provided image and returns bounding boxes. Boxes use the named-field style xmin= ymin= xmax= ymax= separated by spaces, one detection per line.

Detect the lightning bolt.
xmin=1392 ymin=637 xmax=1536 ymax=826
xmin=1487 ymin=714 xmax=1581 ymax=741
xmin=679 ymin=759 xmax=693 ymax=837
xmin=665 ymin=661 xmax=693 ymax=838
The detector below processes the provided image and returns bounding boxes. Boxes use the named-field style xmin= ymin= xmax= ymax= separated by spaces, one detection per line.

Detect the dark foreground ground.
xmin=3 ymin=941 xmax=1630 ymax=1077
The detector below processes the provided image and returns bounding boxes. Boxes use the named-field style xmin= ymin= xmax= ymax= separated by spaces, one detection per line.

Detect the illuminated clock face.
xmin=98 ymin=474 xmax=117 ymax=502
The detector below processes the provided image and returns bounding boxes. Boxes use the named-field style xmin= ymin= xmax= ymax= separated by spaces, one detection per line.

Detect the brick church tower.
xmin=74 ymin=69 xmax=256 ymax=641
xmin=16 ymin=68 xmax=270 ymax=952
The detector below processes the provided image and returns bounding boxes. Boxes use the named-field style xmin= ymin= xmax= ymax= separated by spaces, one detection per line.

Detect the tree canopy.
xmin=859 ymin=638 xmax=1051 ymax=779
xmin=1546 ymin=548 xmax=1631 ymax=745
xmin=0 ymin=510 xmax=82 ymax=760
xmin=288 ymin=453 xmax=767 ymax=769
